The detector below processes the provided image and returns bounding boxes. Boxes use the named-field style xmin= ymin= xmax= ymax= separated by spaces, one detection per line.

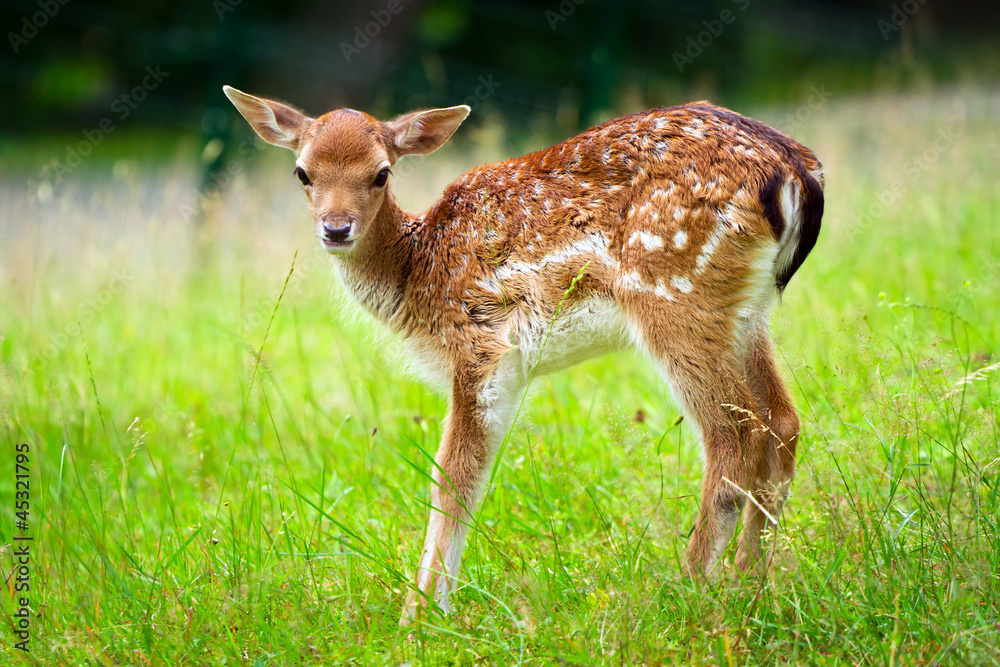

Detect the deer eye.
xmin=294 ymin=167 xmax=310 ymax=186
xmin=372 ymin=167 xmax=390 ymax=187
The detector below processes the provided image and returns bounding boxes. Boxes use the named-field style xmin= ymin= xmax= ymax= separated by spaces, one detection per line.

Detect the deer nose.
xmin=322 ymin=222 xmax=351 ymax=244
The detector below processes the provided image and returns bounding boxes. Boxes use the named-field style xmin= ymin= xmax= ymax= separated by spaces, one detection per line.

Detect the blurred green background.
xmin=2 ymin=2 xmax=1000 ymax=664
xmin=2 ymin=0 xmax=998 ymax=167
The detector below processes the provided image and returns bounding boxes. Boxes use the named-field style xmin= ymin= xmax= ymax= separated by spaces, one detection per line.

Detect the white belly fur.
xmin=512 ymin=296 xmax=631 ymax=379
xmin=400 ymin=296 xmax=631 ymax=395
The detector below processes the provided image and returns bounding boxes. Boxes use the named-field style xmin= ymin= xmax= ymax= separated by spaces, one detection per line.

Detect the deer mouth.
xmin=320 ymin=238 xmax=354 ymax=253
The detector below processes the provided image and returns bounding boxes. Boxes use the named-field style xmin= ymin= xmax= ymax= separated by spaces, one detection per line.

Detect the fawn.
xmin=223 ymin=85 xmax=824 ymax=623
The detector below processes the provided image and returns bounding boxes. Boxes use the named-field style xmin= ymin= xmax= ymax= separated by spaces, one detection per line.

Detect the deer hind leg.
xmin=734 ymin=330 xmax=799 ymax=575
xmin=625 ymin=300 xmax=767 ymax=578
xmin=678 ymin=365 xmax=767 ymax=578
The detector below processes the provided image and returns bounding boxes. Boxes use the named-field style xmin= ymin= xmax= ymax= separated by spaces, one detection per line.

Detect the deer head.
xmin=223 ymin=86 xmax=469 ymax=253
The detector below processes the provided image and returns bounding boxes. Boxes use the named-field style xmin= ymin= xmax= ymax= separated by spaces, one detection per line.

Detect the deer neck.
xmin=333 ymin=190 xmax=416 ymax=328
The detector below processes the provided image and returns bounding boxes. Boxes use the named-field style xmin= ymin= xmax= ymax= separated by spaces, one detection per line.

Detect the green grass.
xmin=1 ymin=87 xmax=999 ymax=665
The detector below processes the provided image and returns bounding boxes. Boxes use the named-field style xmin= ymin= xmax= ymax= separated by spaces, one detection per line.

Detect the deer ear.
xmin=386 ymin=105 xmax=471 ymax=158
xmin=223 ymin=85 xmax=312 ymax=151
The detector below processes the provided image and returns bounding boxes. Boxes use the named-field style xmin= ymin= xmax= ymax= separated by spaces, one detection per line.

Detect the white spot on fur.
xmin=695 ymin=212 xmax=731 ymax=274
xmin=475 ymin=277 xmax=503 ymax=295
xmin=541 ymin=234 xmax=618 ymax=268
xmin=496 ymin=233 xmax=619 ymax=281
xmin=629 ymin=231 xmax=664 ymax=251
xmin=652 ymin=280 xmax=674 ymax=300
xmin=671 ymin=276 xmax=693 ymax=294
xmin=673 ymin=230 xmax=688 ymax=249
xmin=620 ymin=270 xmax=644 ymax=291
xmin=684 ymin=124 xmax=705 ymax=139
xmin=618 ymin=273 xmax=675 ymax=301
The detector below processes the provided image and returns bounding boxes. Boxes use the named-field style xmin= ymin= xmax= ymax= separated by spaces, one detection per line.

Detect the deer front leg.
xmin=401 ymin=359 xmax=519 ymax=625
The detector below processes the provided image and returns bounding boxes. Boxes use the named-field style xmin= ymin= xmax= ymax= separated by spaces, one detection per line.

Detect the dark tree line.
xmin=1 ymin=0 xmax=996 ymax=137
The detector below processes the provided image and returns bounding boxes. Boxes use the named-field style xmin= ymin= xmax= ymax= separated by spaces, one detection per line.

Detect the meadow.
xmin=1 ymin=86 xmax=998 ymax=665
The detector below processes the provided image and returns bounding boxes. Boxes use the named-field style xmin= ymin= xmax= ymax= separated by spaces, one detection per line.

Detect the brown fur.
xmin=223 ymin=86 xmax=825 ymax=623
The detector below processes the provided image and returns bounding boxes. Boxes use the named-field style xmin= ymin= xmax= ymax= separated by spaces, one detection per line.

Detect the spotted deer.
xmin=223 ymin=85 xmax=824 ymax=623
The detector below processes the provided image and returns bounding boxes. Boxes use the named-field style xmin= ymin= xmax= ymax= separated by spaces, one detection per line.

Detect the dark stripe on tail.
xmin=775 ymin=170 xmax=824 ymax=293
xmin=759 ymin=172 xmax=786 ymax=241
